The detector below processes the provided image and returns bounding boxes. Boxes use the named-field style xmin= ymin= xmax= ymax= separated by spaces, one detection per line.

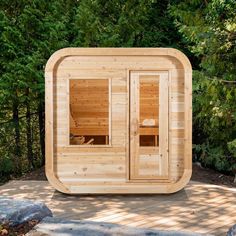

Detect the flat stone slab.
xmin=0 ymin=197 xmax=52 ymax=226
xmin=227 ymin=224 xmax=236 ymax=236
xmin=27 ymin=217 xmax=212 ymax=236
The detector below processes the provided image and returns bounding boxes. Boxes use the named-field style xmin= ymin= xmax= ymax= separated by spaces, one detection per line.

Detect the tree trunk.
xmin=12 ymin=98 xmax=21 ymax=174
xmin=26 ymin=88 xmax=34 ymax=169
xmin=38 ymin=100 xmax=45 ymax=166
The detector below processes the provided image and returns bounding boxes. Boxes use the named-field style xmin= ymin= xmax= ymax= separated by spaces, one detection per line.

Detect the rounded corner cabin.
xmin=45 ymin=48 xmax=192 ymax=194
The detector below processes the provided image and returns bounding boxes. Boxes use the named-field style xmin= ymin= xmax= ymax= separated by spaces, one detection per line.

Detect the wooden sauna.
xmin=45 ymin=48 xmax=192 ymax=194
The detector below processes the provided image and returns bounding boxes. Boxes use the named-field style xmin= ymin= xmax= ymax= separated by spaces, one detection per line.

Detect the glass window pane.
xmin=69 ymin=79 xmax=109 ymax=145
xmin=139 ymin=76 xmax=159 ymax=147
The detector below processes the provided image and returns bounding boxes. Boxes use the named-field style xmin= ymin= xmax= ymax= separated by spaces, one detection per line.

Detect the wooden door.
xmin=130 ymin=71 xmax=169 ymax=180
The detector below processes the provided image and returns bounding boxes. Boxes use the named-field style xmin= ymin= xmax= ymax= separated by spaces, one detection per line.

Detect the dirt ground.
xmin=191 ymin=163 xmax=236 ymax=187
xmin=0 ymin=220 xmax=38 ymax=236
xmin=17 ymin=163 xmax=236 ymax=188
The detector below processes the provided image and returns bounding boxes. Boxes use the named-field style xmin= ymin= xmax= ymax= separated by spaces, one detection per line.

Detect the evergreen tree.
xmin=73 ymin=0 xmax=184 ymax=48
xmin=170 ymin=0 xmax=236 ymax=172
xmin=0 ymin=0 xmax=78 ymax=179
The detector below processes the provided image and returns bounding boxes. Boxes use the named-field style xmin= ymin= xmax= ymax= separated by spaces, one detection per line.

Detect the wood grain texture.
xmin=45 ymin=48 xmax=192 ymax=194
xmin=2 ymin=180 xmax=235 ymax=235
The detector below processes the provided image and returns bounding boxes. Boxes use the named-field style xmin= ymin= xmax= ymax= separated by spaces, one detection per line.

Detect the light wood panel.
xmin=45 ymin=48 xmax=192 ymax=194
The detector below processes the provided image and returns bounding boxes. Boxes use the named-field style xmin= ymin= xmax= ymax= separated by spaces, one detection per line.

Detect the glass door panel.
xmin=130 ymin=71 xmax=169 ymax=180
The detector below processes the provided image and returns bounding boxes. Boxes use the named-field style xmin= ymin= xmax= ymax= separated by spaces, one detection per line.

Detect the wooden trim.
xmin=167 ymin=70 xmax=172 ymax=180
xmin=67 ymin=77 xmax=112 ymax=148
xmin=126 ymin=69 xmax=130 ymax=181
xmin=129 ymin=72 xmax=139 ymax=179
xmin=45 ymin=48 xmax=192 ymax=73
xmin=66 ymin=76 xmax=70 ymax=146
xmin=159 ymin=72 xmax=169 ymax=177
xmin=45 ymin=71 xmax=70 ymax=193
xmin=108 ymin=77 xmax=112 ymax=146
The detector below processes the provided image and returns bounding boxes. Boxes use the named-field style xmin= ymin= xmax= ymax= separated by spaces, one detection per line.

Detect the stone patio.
xmin=0 ymin=180 xmax=235 ymax=235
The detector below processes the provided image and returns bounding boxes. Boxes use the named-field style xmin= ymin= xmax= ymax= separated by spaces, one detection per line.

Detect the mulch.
xmin=191 ymin=162 xmax=236 ymax=188
xmin=0 ymin=220 xmax=38 ymax=236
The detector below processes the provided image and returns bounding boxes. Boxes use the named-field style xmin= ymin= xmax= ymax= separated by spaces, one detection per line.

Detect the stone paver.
xmin=27 ymin=217 xmax=212 ymax=236
xmin=0 ymin=196 xmax=52 ymax=226
xmin=227 ymin=224 xmax=236 ymax=236
xmin=0 ymin=180 xmax=235 ymax=235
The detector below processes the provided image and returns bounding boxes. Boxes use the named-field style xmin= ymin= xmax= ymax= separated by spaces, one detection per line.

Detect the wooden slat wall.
xmin=139 ymin=76 xmax=159 ymax=125
xmin=53 ymin=55 xmax=185 ymax=187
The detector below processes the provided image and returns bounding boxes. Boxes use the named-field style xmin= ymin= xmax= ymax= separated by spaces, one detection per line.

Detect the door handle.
xmin=132 ymin=118 xmax=139 ymax=136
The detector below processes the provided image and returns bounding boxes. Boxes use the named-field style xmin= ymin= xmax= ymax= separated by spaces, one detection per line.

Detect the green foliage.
xmin=0 ymin=0 xmax=185 ymax=182
xmin=73 ymin=0 xmax=148 ymax=46
xmin=170 ymin=0 xmax=236 ymax=173
xmin=73 ymin=0 xmax=184 ymax=48
xmin=194 ymin=143 xmax=231 ymax=172
xmin=0 ymin=155 xmax=14 ymax=180
xmin=228 ymin=139 xmax=236 ymax=157
xmin=228 ymin=139 xmax=236 ymax=171
xmin=0 ymin=0 xmax=235 ymax=182
xmin=193 ymin=71 xmax=236 ymax=145
xmin=0 ymin=0 xmax=79 ymax=180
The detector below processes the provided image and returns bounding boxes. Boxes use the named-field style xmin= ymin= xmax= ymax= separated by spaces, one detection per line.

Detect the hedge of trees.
xmin=0 ymin=0 xmax=235 ymax=183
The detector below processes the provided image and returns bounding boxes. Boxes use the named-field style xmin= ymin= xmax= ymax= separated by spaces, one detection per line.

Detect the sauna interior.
xmin=69 ymin=77 xmax=159 ymax=147
xmin=45 ymin=48 xmax=192 ymax=194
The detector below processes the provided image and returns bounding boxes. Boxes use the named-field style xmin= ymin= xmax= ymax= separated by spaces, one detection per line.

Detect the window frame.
xmin=67 ymin=77 xmax=112 ymax=147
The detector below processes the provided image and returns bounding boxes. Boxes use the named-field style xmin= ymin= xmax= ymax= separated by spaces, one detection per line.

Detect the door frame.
xmin=128 ymin=70 xmax=170 ymax=182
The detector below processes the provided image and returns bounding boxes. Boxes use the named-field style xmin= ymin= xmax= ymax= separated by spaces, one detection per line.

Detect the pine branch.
xmin=206 ymin=77 xmax=236 ymax=84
